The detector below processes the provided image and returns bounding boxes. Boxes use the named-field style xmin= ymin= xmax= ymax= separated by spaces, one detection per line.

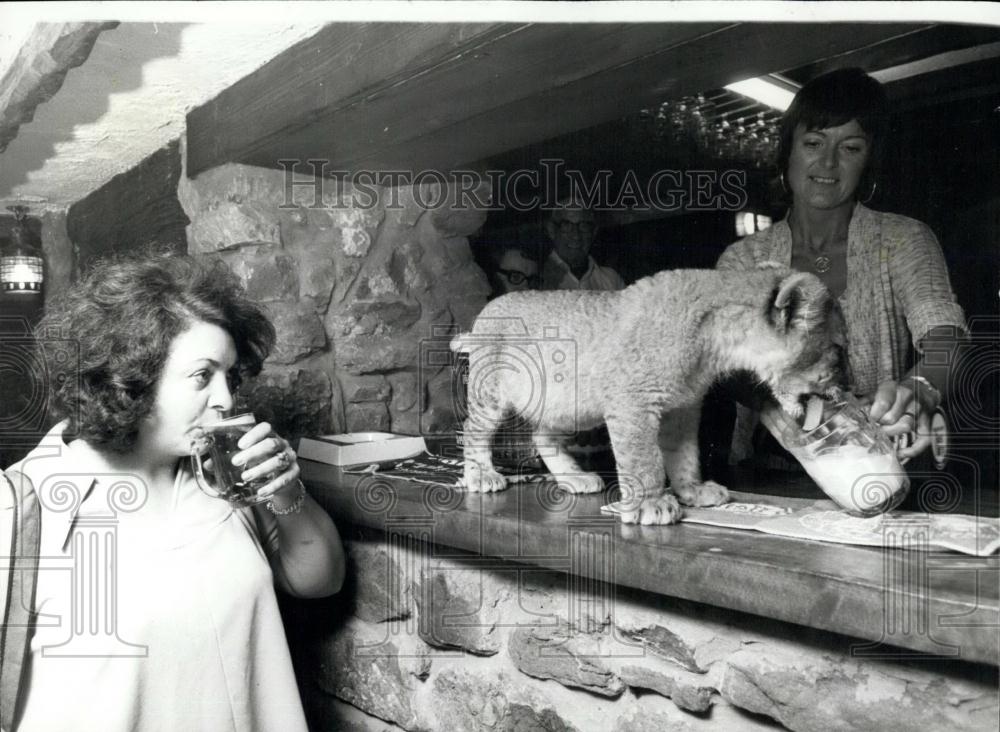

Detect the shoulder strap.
xmin=1 ymin=470 xmax=41 ymax=732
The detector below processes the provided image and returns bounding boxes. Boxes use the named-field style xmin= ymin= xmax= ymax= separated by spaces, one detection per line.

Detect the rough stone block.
xmin=327 ymin=300 xmax=423 ymax=373
xmin=388 ymin=371 xmax=419 ymax=414
xmin=329 ymin=300 xmax=423 ymax=338
xmin=337 ymin=204 xmax=385 ymax=258
xmin=430 ymin=206 xmax=489 ymax=239
xmin=315 ymin=618 xmax=418 ymax=730
xmin=333 ymin=259 xmax=364 ymax=305
xmin=238 ymin=367 xmax=332 ymax=441
xmin=343 ymin=228 xmax=373 ymax=257
xmin=186 ymin=200 xmax=280 ymax=253
xmin=384 ymin=187 xmax=425 ymax=228
xmin=439 ymin=236 xmax=476 ymax=269
xmin=718 ymin=646 xmax=999 ymax=732
xmin=612 ymin=708 xmax=694 ymax=732
xmin=340 ymin=336 xmax=422 ymax=375
xmin=340 ymin=374 xmax=392 ymax=404
xmin=508 ymin=626 xmax=625 ymax=698
xmin=356 ymin=267 xmax=402 ymax=299
xmin=388 ymin=371 xmax=421 ymax=435
xmin=179 ymin=162 xmax=290 ymax=215
xmin=301 ymin=696 xmax=402 ymax=732
xmin=225 ymin=252 xmax=298 ymax=302
xmin=415 ymin=570 xmax=501 ymax=655
xmin=416 ymin=216 xmax=481 ymax=279
xmin=279 ymin=205 xmax=337 ymax=248
xmin=420 ymin=363 xmax=461 ymax=435
xmin=619 ymin=665 xmax=715 ymax=713
xmin=442 ymin=269 xmax=491 ymax=331
xmin=266 ymin=304 xmax=327 ymax=364
xmin=619 ymin=625 xmax=704 ymax=673
xmin=609 ymin=594 xmax=726 ymax=668
xmin=346 ymin=540 xmax=411 ymax=623
xmin=293 ymin=231 xmax=338 ymax=312
xmin=346 ymin=402 xmax=392 ymax=433
xmin=431 ymin=669 xmax=576 ymax=732
xmin=692 ymin=636 xmax=742 ymax=671
xmin=390 ymin=406 xmax=420 ymax=437
xmin=428 ymin=182 xmax=491 ymax=238
xmin=386 ymin=242 xmax=430 ymax=294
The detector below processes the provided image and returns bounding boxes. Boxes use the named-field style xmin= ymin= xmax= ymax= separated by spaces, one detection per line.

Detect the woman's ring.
xmin=276 ymin=451 xmax=290 ymax=470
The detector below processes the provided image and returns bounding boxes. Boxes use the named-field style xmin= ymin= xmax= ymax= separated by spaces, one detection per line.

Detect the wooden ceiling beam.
xmin=783 ymin=24 xmax=1000 ymax=83
xmin=185 ymin=22 xmax=725 ymax=177
xmin=185 ymin=22 xmax=934 ymax=179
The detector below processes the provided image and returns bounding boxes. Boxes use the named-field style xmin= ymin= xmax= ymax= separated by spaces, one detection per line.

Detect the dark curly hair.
xmin=774 ymin=67 xmax=889 ymax=204
xmin=38 ymin=252 xmax=275 ymax=453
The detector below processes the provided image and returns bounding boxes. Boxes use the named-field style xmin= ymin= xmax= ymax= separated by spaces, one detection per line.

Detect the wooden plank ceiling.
xmin=186 ymin=22 xmax=943 ymax=179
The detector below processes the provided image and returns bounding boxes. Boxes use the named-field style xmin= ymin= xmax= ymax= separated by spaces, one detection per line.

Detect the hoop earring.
xmin=779 ymin=171 xmax=789 ymax=195
xmin=861 ymin=180 xmax=878 ymax=204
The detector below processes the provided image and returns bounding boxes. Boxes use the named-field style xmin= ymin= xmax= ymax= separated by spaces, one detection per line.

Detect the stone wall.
xmin=285 ymin=528 xmax=998 ymax=732
xmin=177 ymin=145 xmax=491 ymax=440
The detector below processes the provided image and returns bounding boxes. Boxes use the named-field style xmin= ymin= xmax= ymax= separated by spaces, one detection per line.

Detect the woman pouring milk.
xmin=717 ymin=68 xmax=967 ymax=476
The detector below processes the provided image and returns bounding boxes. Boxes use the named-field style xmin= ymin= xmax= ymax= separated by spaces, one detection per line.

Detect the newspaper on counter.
xmin=602 ymin=500 xmax=1000 ymax=557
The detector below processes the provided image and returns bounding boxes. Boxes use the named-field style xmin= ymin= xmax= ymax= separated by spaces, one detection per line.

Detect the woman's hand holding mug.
xmin=191 ymin=413 xmax=305 ymax=513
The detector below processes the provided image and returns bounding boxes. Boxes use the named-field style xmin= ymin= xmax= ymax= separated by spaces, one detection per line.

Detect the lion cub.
xmin=452 ymin=268 xmax=845 ymax=525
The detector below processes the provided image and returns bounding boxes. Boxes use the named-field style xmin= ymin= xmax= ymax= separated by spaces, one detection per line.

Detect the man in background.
xmin=539 ymin=195 xmax=623 ymax=469
xmin=487 ymin=244 xmax=542 ymax=298
xmin=542 ymin=195 xmax=624 ymax=291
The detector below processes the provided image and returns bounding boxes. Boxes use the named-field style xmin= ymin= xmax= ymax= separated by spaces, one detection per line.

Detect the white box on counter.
xmin=297 ymin=432 xmax=427 ymax=466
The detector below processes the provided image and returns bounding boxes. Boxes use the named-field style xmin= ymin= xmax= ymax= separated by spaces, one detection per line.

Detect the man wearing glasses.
xmin=538 ymin=195 xmax=623 ymax=470
xmin=491 ymin=245 xmax=542 ymax=296
xmin=541 ymin=195 xmax=625 ymax=291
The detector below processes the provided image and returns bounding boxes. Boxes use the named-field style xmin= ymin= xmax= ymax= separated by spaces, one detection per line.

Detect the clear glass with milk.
xmin=761 ymin=394 xmax=910 ymax=517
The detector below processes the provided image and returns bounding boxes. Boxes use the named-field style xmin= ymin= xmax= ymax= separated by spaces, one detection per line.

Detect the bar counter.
xmin=300 ymin=458 xmax=1000 ymax=666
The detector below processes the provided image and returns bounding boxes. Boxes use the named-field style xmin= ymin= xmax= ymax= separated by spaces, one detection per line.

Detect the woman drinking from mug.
xmin=717 ymin=67 xmax=967 ymax=467
xmin=7 ymin=253 xmax=344 ymax=731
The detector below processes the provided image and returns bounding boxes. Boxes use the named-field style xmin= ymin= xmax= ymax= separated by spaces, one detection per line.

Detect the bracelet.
xmin=267 ymin=480 xmax=306 ymax=516
xmin=904 ymin=375 xmax=943 ymax=411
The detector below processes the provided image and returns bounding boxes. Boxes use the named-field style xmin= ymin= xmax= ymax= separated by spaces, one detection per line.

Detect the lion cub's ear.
xmin=769 ymin=271 xmax=825 ymax=333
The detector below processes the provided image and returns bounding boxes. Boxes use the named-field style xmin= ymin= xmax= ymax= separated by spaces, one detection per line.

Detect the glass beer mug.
xmin=763 ymin=394 xmax=910 ymax=517
xmin=190 ymin=413 xmax=271 ymax=508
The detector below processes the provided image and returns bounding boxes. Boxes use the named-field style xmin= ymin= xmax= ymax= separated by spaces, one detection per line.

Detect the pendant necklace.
xmin=790 ymin=207 xmax=845 ymax=276
xmin=813 ymin=254 xmax=832 ymax=273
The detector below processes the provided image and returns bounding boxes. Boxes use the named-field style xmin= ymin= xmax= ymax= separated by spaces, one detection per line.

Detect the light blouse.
xmin=9 ymin=422 xmax=308 ymax=732
xmin=716 ymin=203 xmax=966 ymax=465
xmin=717 ymin=202 xmax=967 ymax=396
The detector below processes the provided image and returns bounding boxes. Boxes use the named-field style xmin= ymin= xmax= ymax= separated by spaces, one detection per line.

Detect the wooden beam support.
xmin=66 ymin=139 xmax=189 ymax=269
xmin=785 ymin=24 xmax=1000 ymax=84
xmin=186 ymin=23 xmax=509 ymax=178
xmin=186 ymin=22 xmax=932 ymax=179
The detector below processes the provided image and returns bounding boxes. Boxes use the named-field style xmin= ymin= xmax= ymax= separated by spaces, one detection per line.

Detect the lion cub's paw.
xmin=463 ymin=463 xmax=508 ymax=493
xmin=674 ymin=480 xmax=730 ymax=507
xmin=620 ymin=494 xmax=683 ymax=525
xmin=555 ymin=471 xmax=605 ymax=494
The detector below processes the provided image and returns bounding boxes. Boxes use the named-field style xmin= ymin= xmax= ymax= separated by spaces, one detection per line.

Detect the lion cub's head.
xmin=743 ymin=271 xmax=847 ymax=417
